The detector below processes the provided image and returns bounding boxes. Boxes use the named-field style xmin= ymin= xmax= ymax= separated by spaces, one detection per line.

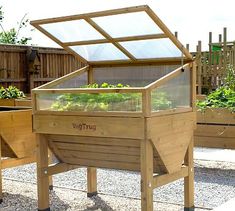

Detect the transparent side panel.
xmin=53 ymin=72 xmax=88 ymax=89
xmin=93 ymin=65 xmax=180 ymax=87
xmin=92 ymin=12 xmax=162 ymax=38
xmin=40 ymin=20 xmax=105 ymax=42
xmin=120 ymin=38 xmax=182 ymax=59
xmin=37 ymin=92 xmax=142 ymax=112
xmin=70 ymin=43 xmax=129 ymax=61
xmin=151 ymin=67 xmax=190 ymax=112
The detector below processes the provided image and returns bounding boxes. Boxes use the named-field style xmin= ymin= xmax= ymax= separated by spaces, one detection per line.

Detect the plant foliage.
xmin=0 ymin=6 xmax=32 ymax=44
xmin=51 ymin=82 xmax=172 ymax=112
xmin=197 ymin=65 xmax=235 ymax=112
xmin=0 ymin=86 xmax=25 ymax=99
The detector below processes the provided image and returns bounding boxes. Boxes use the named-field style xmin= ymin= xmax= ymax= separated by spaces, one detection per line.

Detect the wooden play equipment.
xmin=31 ymin=5 xmax=196 ymax=211
xmin=0 ymin=107 xmax=53 ymax=203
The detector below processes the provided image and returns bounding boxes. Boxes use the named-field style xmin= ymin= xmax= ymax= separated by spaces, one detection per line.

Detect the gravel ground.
xmin=1 ymin=159 xmax=235 ymax=210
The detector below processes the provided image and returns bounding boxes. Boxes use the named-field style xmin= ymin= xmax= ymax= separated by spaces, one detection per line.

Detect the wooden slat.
xmin=33 ymin=66 xmax=89 ymax=89
xmin=194 ymin=136 xmax=235 ymax=149
xmin=85 ymin=18 xmax=136 ymax=61
xmin=34 ymin=115 xmax=144 ymax=139
xmin=1 ymin=156 xmax=35 ymax=169
xmin=153 ymin=167 xmax=188 ymax=188
xmin=197 ymin=109 xmax=235 ymax=124
xmin=30 ymin=5 xmax=149 ymax=25
xmin=145 ymin=7 xmax=193 ymax=60
xmin=63 ymin=33 xmax=167 ymax=46
xmin=146 ymin=63 xmax=190 ymax=90
xmin=195 ymin=125 xmax=235 ymax=138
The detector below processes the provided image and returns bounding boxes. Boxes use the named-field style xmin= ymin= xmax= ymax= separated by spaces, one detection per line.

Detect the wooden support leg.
xmin=184 ymin=136 xmax=194 ymax=211
xmin=36 ymin=134 xmax=50 ymax=211
xmin=141 ymin=139 xmax=153 ymax=211
xmin=87 ymin=167 xmax=97 ymax=197
xmin=0 ymin=138 xmax=3 ymax=203
xmin=48 ymin=150 xmax=53 ymax=191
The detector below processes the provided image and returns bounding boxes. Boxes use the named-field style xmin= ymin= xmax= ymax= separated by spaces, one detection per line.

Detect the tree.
xmin=0 ymin=6 xmax=32 ymax=44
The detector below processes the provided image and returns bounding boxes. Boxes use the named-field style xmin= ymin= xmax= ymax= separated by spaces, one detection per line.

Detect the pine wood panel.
xmin=0 ymin=109 xmax=35 ymax=158
xmin=33 ymin=115 xmax=145 ymax=139
xmin=197 ymin=109 xmax=235 ymax=124
xmin=46 ymin=134 xmax=167 ymax=173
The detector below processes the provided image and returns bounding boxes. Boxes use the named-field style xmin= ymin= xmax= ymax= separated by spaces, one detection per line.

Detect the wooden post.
xmin=48 ymin=150 xmax=53 ymax=190
xmin=140 ymin=138 xmax=153 ymax=211
xmin=197 ymin=41 xmax=202 ymax=94
xmin=0 ymin=138 xmax=2 ymax=203
xmin=184 ymin=135 xmax=194 ymax=211
xmin=87 ymin=167 xmax=97 ymax=197
xmin=208 ymin=32 xmax=212 ymax=92
xmin=223 ymin=27 xmax=227 ymax=73
xmin=36 ymin=134 xmax=50 ymax=211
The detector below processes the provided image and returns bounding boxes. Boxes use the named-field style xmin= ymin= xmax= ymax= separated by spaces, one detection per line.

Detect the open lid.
xmin=31 ymin=5 xmax=192 ymax=65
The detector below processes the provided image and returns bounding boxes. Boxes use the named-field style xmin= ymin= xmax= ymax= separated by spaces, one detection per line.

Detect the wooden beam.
xmin=140 ymin=137 xmax=153 ymax=211
xmin=184 ymin=136 xmax=194 ymax=209
xmin=90 ymin=57 xmax=192 ymax=66
xmin=87 ymin=167 xmax=97 ymax=197
xmin=85 ymin=18 xmax=136 ymax=61
xmin=33 ymin=66 xmax=89 ymax=89
xmin=145 ymin=63 xmax=190 ymax=90
xmin=145 ymin=7 xmax=193 ymax=60
xmin=153 ymin=167 xmax=188 ymax=188
xmin=34 ymin=87 xmax=144 ymax=94
xmin=1 ymin=156 xmax=36 ymax=169
xmin=0 ymin=137 xmax=2 ymax=201
xmin=30 ymin=24 xmax=88 ymax=64
xmin=42 ymin=163 xmax=79 ymax=176
xmin=0 ymin=78 xmax=26 ymax=83
xmin=63 ymin=33 xmax=167 ymax=46
xmin=30 ymin=5 xmax=149 ymax=25
xmin=36 ymin=134 xmax=50 ymax=210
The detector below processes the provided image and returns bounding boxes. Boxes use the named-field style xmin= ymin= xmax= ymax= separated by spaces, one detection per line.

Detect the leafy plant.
xmin=0 ymin=86 xmax=25 ymax=99
xmin=51 ymin=83 xmax=173 ymax=112
xmin=0 ymin=6 xmax=32 ymax=44
xmin=197 ymin=65 xmax=235 ymax=112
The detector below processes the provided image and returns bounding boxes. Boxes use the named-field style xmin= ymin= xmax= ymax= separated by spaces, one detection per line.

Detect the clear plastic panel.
xmin=53 ymin=72 xmax=88 ymax=88
xmin=70 ymin=43 xmax=129 ymax=61
xmin=40 ymin=20 xmax=105 ymax=42
xmin=92 ymin=12 xmax=162 ymax=38
xmin=120 ymin=38 xmax=182 ymax=59
xmin=93 ymin=65 xmax=180 ymax=87
xmin=37 ymin=92 xmax=142 ymax=112
xmin=151 ymin=67 xmax=190 ymax=112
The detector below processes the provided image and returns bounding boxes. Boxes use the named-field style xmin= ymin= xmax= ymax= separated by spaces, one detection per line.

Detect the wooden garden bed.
xmin=31 ymin=5 xmax=196 ymax=211
xmin=0 ymin=99 xmax=31 ymax=107
xmin=195 ymin=108 xmax=235 ymax=149
xmin=0 ymin=107 xmax=52 ymax=203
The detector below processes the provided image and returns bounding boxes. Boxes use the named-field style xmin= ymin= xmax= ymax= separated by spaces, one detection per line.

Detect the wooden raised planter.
xmin=0 ymin=99 xmax=31 ymax=107
xmin=0 ymin=107 xmax=52 ymax=203
xmin=195 ymin=108 xmax=235 ymax=149
xmin=31 ymin=5 xmax=196 ymax=211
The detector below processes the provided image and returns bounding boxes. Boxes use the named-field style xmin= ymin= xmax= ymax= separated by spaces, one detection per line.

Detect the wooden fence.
xmin=195 ymin=28 xmax=235 ymax=94
xmin=0 ymin=44 xmax=85 ymax=93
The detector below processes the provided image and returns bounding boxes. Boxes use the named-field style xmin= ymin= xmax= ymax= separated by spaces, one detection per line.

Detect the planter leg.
xmin=87 ymin=167 xmax=97 ymax=197
xmin=48 ymin=150 xmax=53 ymax=191
xmin=0 ymin=138 xmax=2 ymax=203
xmin=36 ymin=134 xmax=50 ymax=211
xmin=184 ymin=136 xmax=194 ymax=211
xmin=140 ymin=139 xmax=153 ymax=211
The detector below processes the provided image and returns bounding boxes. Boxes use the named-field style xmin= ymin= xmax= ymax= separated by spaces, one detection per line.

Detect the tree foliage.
xmin=0 ymin=6 xmax=32 ymax=44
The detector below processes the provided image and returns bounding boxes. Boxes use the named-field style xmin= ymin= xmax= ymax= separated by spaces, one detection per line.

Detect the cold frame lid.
xmin=31 ymin=5 xmax=192 ymax=65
